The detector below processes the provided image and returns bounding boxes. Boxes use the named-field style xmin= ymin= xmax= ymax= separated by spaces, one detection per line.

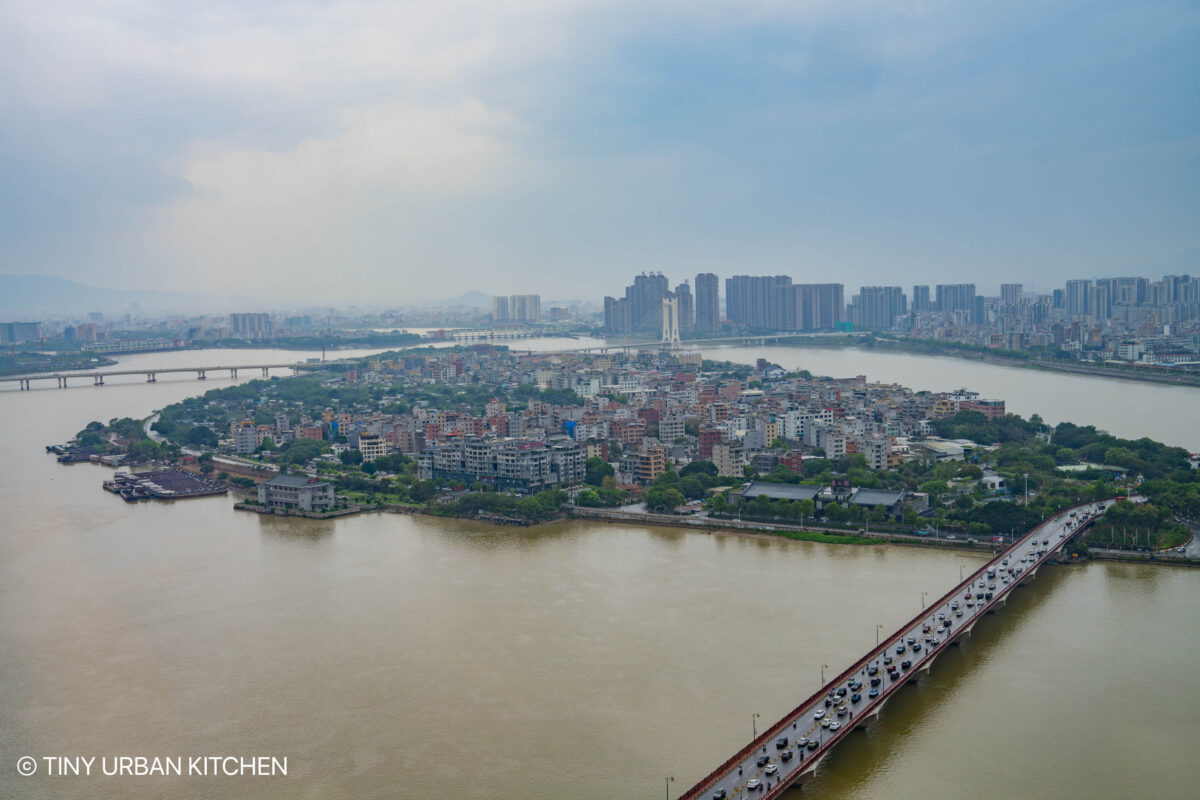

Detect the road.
xmin=682 ymin=499 xmax=1115 ymax=800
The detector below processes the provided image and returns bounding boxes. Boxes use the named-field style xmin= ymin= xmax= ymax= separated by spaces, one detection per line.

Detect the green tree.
xmin=585 ymin=457 xmax=614 ymax=487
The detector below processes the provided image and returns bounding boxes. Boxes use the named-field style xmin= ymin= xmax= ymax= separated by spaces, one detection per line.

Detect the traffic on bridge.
xmin=679 ymin=499 xmax=1115 ymax=800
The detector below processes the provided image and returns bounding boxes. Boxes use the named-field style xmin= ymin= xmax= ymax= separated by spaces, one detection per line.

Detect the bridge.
xmin=450 ymin=325 xmax=572 ymax=342
xmin=678 ymin=499 xmax=1114 ymax=800
xmin=2 ymin=361 xmax=341 ymax=390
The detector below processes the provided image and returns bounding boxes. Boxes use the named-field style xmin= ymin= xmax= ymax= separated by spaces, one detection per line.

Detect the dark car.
xmin=776 ymin=736 xmax=788 ymax=749
xmin=901 ymin=660 xmax=912 ymax=670
xmin=781 ymin=749 xmax=794 ymax=762
xmin=757 ymin=755 xmax=769 ymax=767
xmin=807 ymin=738 xmax=820 ymax=750
xmin=912 ymin=642 xmax=922 ymax=652
xmin=870 ymin=677 xmax=881 ymax=687
xmin=869 ymin=688 xmax=880 ymax=698
xmin=851 ymin=693 xmax=862 ymax=703
xmin=712 ymin=790 xmax=727 ymax=800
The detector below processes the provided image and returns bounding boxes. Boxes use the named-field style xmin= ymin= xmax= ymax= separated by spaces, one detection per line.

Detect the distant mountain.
xmin=0 ymin=274 xmax=230 ymax=316
xmin=436 ymin=290 xmax=493 ymax=309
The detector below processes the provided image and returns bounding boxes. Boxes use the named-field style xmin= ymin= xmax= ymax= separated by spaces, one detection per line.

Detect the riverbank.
xmin=739 ymin=335 xmax=1200 ymax=388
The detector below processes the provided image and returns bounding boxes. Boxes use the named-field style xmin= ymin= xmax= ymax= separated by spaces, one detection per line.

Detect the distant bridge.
xmin=2 ymin=361 xmax=343 ymax=390
xmin=550 ymin=330 xmax=867 ymax=355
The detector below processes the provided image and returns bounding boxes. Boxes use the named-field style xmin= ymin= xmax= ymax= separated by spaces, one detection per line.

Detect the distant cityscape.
xmin=2 ymin=270 xmax=1199 ymax=368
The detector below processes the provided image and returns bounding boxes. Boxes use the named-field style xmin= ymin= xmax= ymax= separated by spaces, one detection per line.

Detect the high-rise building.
xmin=935 ymin=284 xmax=976 ymax=313
xmin=494 ymin=294 xmax=541 ymax=323
xmin=603 ymin=296 xmax=631 ymax=335
xmin=673 ymin=281 xmax=694 ymax=336
xmin=794 ymin=283 xmax=845 ymax=331
xmin=1064 ymin=279 xmax=1092 ymax=317
xmin=0 ymin=321 xmax=41 ymax=344
xmin=726 ymin=275 xmax=792 ymax=329
xmin=695 ymin=273 xmax=720 ymax=332
xmin=229 ymin=313 xmax=271 ymax=338
xmin=627 ymin=273 xmax=669 ymax=333
xmin=1000 ymin=284 xmax=1023 ymax=307
xmin=850 ymin=287 xmax=907 ymax=329
xmin=911 ymin=285 xmax=931 ymax=313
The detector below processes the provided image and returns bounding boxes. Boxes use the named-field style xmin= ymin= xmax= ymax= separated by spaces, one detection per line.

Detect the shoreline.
xmin=731 ymin=337 xmax=1200 ymax=389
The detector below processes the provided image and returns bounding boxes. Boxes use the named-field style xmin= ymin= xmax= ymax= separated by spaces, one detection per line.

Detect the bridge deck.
xmin=679 ymin=500 xmax=1112 ymax=800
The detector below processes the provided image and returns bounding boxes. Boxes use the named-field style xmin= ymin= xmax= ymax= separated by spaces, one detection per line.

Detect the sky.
xmin=1 ymin=0 xmax=1198 ymax=304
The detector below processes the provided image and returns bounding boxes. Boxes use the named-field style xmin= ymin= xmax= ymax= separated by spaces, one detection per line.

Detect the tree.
xmin=339 ymin=449 xmax=364 ymax=466
xmin=644 ymin=486 xmax=684 ymax=512
xmin=585 ymin=457 xmax=614 ymax=487
xmin=184 ymin=426 xmax=219 ymax=448
xmin=681 ymin=461 xmax=717 ymax=478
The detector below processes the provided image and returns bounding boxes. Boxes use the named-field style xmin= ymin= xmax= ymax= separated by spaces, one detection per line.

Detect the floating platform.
xmin=103 ymin=469 xmax=228 ymax=502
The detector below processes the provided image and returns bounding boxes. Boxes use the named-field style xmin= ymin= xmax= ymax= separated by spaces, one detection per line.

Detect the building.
xmin=1000 ymin=284 xmax=1023 ymax=307
xmin=257 ymin=474 xmax=335 ymax=512
xmin=695 ymin=273 xmax=720 ymax=332
xmin=0 ymin=321 xmax=41 ymax=344
xmin=634 ymin=445 xmax=667 ymax=485
xmin=935 ymin=284 xmax=976 ymax=313
xmin=228 ymin=313 xmax=272 ymax=338
xmin=358 ymin=433 xmax=387 ymax=462
xmin=911 ymin=285 xmax=931 ymax=313
xmin=850 ymin=286 xmax=907 ymax=330
xmin=419 ymin=436 xmax=584 ymax=490
xmin=712 ymin=441 xmax=744 ymax=477
xmin=673 ymin=281 xmax=694 ymax=336
xmin=493 ymin=294 xmax=541 ymax=323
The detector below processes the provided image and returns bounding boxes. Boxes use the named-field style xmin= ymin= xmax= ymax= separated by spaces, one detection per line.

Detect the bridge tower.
xmin=661 ymin=297 xmax=681 ymax=346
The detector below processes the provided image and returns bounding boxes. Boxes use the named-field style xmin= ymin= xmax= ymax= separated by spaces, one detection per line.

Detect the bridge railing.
xmin=677 ymin=500 xmax=1106 ymax=800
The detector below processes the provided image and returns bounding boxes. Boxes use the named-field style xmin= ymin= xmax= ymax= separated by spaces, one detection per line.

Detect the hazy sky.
xmin=1 ymin=0 xmax=1197 ymax=303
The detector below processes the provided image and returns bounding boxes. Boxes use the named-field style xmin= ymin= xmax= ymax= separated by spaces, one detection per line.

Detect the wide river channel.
xmin=1 ymin=343 xmax=1198 ymax=799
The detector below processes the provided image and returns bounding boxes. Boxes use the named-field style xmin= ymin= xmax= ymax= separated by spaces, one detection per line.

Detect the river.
xmin=1 ymin=345 xmax=1198 ymax=799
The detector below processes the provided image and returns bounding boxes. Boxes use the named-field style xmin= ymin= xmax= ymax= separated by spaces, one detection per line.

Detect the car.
xmin=931 ymin=637 xmax=941 ymax=645
xmin=851 ymin=693 xmax=862 ymax=703
xmin=797 ymin=737 xmax=808 ymax=747
xmin=912 ymin=642 xmax=922 ymax=651
xmin=947 ymin=534 xmax=956 ymax=540
xmin=901 ymin=659 xmax=912 ymax=670
xmin=781 ymin=749 xmax=794 ymax=762
xmin=776 ymin=736 xmax=789 ymax=749
xmin=966 ymin=600 xmax=974 ymax=607
xmin=988 ymin=583 xmax=996 ymax=590
xmin=757 ymin=755 xmax=770 ymax=767
xmin=951 ymin=601 xmax=959 ymax=609
xmin=814 ymin=709 xmax=825 ymax=720
xmin=896 ymin=645 xmax=906 ymax=655
xmin=836 ymin=704 xmax=848 ymax=716
xmin=712 ymin=790 xmax=727 ymax=799
xmin=870 ymin=677 xmax=881 ymax=687
xmin=869 ymin=688 xmax=880 ymax=698
xmin=867 ymin=665 xmax=878 ymax=676
xmin=746 ymin=779 xmax=762 ymax=790
xmin=836 ymin=687 xmax=847 ymax=697
xmin=765 ymin=764 xmax=778 ymax=775
xmin=848 ymin=680 xmax=862 ymax=691
xmin=829 ymin=721 xmax=842 ymax=731
xmin=821 ymin=717 xmax=832 ymax=728
xmin=807 ymin=738 xmax=820 ymax=750
xmin=937 ymin=612 xmax=945 ymax=620
xmin=955 ymin=609 xmax=963 ymax=617
xmin=883 ymin=656 xmax=894 ymax=666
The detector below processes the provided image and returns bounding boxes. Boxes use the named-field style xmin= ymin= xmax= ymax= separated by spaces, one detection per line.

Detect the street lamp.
xmin=876 ymin=624 xmax=884 ymax=646
xmin=959 ymin=564 xmax=965 ymax=581
xmin=1024 ymin=473 xmax=1029 ymax=505
xmin=752 ymin=713 xmax=761 ymax=738
xmin=665 ymin=776 xmax=674 ymax=800
xmin=921 ymin=591 xmax=928 ymax=609
xmin=821 ymin=664 xmax=829 ymax=685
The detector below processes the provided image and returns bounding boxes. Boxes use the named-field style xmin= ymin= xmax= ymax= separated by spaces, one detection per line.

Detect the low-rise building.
xmin=257 ymin=474 xmax=335 ymax=511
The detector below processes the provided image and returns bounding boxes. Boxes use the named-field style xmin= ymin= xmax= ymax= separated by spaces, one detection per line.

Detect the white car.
xmin=814 ymin=708 xmax=825 ymax=720
xmin=829 ymin=721 xmax=842 ymax=731
xmin=821 ymin=717 xmax=832 ymax=728
xmin=765 ymin=764 xmax=778 ymax=775
xmin=747 ymin=779 xmax=762 ymax=790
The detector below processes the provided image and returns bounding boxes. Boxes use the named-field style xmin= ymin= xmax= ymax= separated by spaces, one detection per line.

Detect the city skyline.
xmin=2 ymin=1 xmax=1198 ymax=303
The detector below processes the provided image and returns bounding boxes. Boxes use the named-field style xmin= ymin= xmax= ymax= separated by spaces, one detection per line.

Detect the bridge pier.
xmin=230 ymin=368 xmax=238 ymax=379
xmin=93 ymin=375 xmax=104 ymax=386
xmin=262 ymin=367 xmax=269 ymax=376
xmin=197 ymin=369 xmax=207 ymax=380
xmin=147 ymin=373 xmax=156 ymax=382
xmin=57 ymin=376 xmax=67 ymax=388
